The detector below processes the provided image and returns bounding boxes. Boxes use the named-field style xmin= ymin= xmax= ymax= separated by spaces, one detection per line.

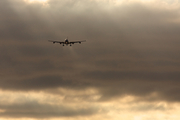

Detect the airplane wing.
xmin=70 ymin=40 xmax=86 ymax=44
xmin=48 ymin=40 xmax=64 ymax=44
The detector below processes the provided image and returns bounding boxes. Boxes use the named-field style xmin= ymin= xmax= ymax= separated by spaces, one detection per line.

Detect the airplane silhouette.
xmin=48 ymin=37 xmax=86 ymax=46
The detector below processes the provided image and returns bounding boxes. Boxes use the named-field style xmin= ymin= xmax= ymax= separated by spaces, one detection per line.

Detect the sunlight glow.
xmin=114 ymin=0 xmax=153 ymax=4
xmin=24 ymin=0 xmax=48 ymax=3
xmin=0 ymin=89 xmax=180 ymax=120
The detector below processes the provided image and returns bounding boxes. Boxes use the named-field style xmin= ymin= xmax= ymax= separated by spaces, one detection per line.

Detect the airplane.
xmin=48 ymin=37 xmax=86 ymax=46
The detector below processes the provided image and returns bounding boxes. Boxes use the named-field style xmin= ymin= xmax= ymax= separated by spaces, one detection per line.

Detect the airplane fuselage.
xmin=64 ymin=39 xmax=72 ymax=46
xmin=65 ymin=39 xmax=69 ymax=44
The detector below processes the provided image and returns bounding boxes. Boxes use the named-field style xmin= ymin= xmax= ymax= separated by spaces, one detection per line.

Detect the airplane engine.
xmin=79 ymin=42 xmax=81 ymax=44
xmin=53 ymin=42 xmax=55 ymax=44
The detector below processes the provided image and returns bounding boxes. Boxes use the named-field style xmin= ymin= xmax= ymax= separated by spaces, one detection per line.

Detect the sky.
xmin=0 ymin=0 xmax=180 ymax=120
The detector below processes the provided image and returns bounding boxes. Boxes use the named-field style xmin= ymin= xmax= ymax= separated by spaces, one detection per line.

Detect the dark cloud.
xmin=0 ymin=75 xmax=91 ymax=91
xmin=0 ymin=101 xmax=101 ymax=118
xmin=83 ymin=70 xmax=180 ymax=102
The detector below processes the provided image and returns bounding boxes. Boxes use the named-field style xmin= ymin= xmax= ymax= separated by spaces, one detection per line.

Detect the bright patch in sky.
xmin=24 ymin=0 xmax=47 ymax=3
xmin=113 ymin=0 xmax=153 ymax=5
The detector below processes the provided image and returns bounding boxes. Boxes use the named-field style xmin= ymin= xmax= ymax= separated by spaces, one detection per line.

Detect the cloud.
xmin=1 ymin=0 xmax=180 ymax=99
xmin=0 ymin=101 xmax=101 ymax=118
xmin=0 ymin=0 xmax=180 ymax=119
xmin=83 ymin=70 xmax=180 ymax=101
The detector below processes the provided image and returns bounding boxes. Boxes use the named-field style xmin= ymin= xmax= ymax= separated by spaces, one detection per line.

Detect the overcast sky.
xmin=0 ymin=0 xmax=180 ymax=120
